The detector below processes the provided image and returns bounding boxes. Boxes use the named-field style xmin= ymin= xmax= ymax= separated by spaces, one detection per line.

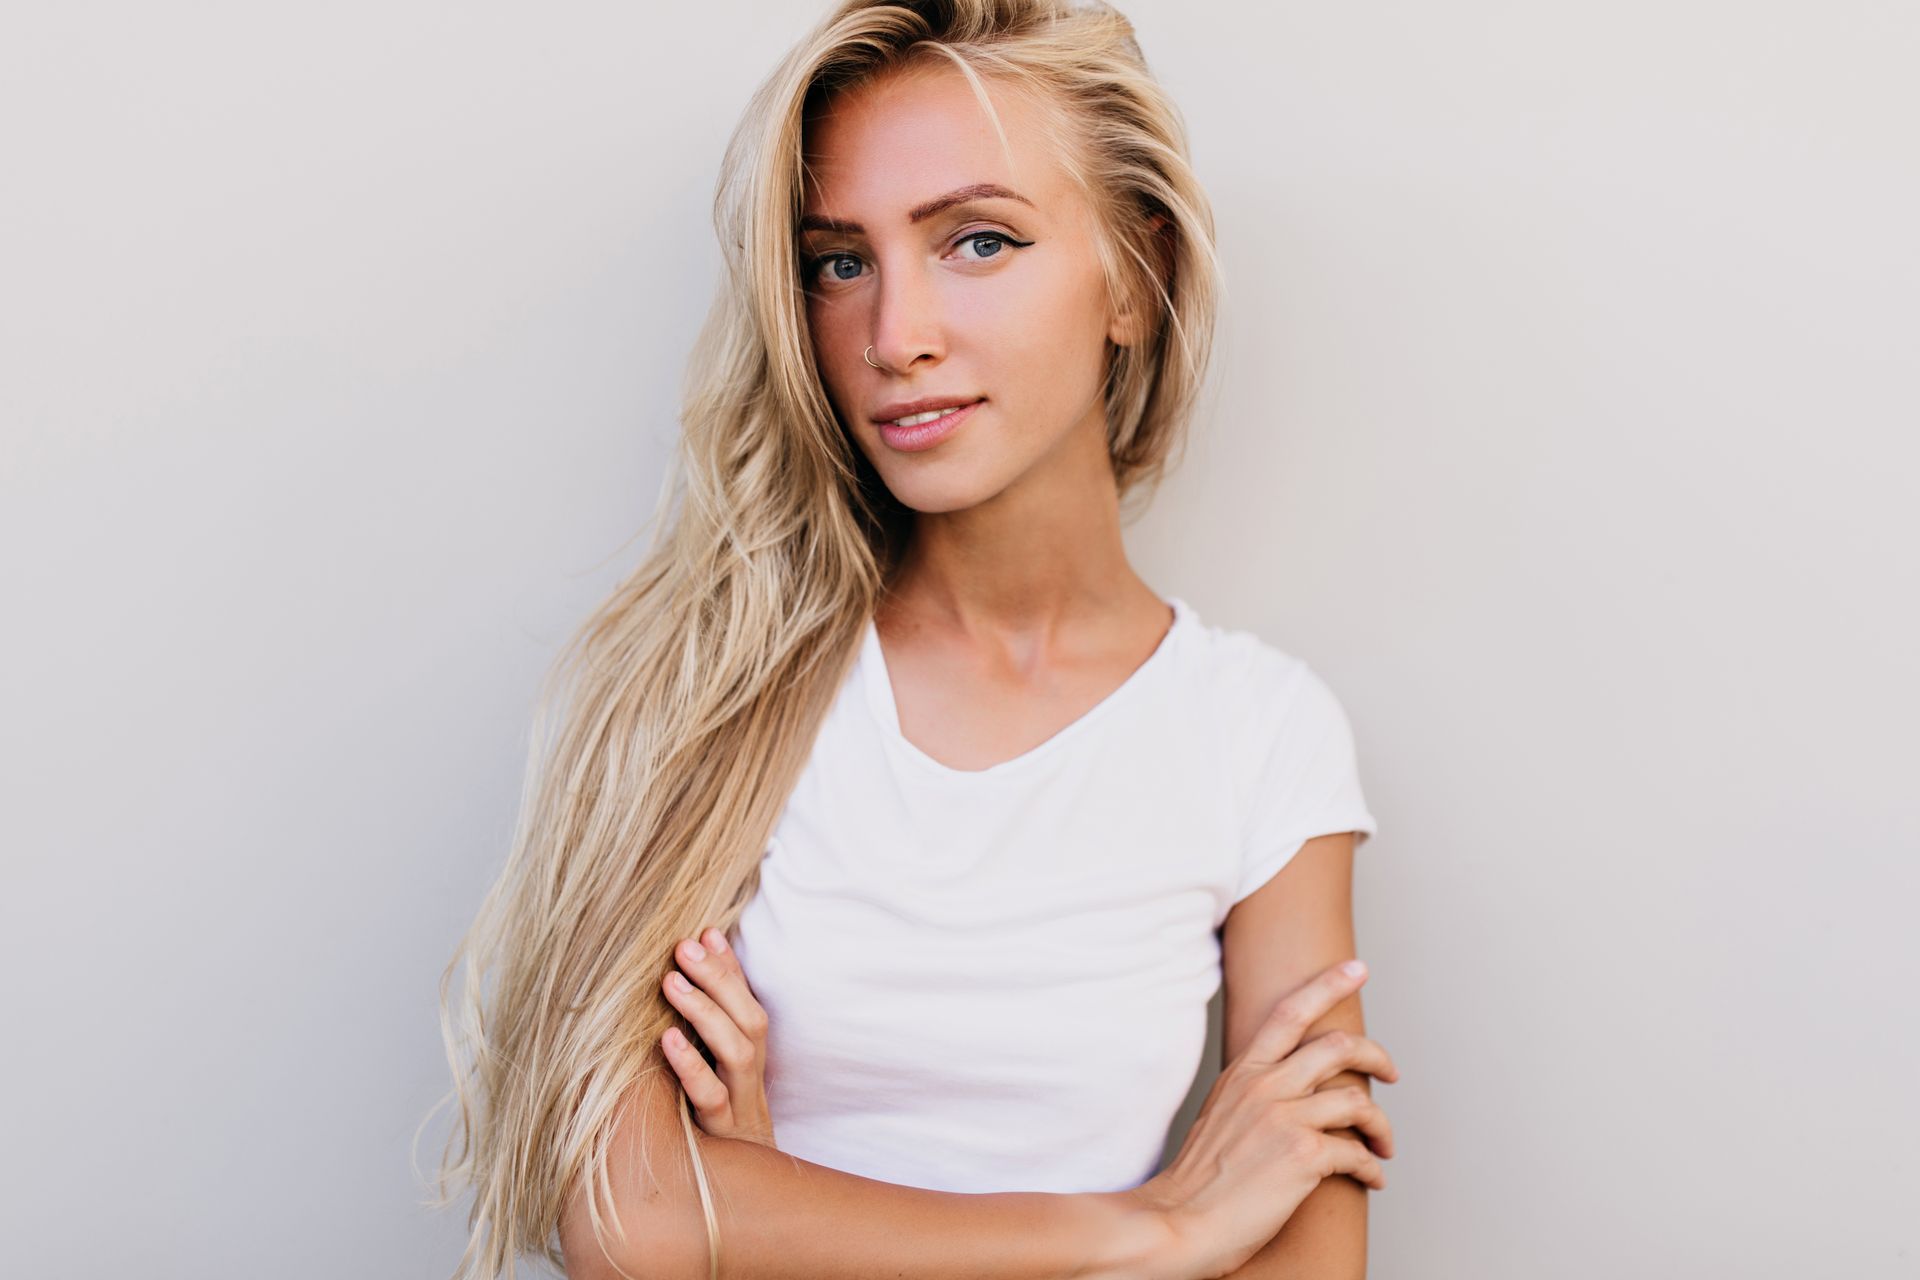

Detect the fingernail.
xmin=705 ymin=927 xmax=729 ymax=954
xmin=669 ymin=972 xmax=692 ymax=992
xmin=683 ymin=939 xmax=707 ymax=962
xmin=1342 ymin=959 xmax=1367 ymax=977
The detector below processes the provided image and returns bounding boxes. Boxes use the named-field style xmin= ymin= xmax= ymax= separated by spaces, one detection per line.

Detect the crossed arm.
xmin=596 ymin=828 xmax=1378 ymax=1278
xmin=1215 ymin=830 xmax=1372 ymax=1280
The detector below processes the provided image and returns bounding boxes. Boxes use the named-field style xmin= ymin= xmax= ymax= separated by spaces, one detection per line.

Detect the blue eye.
xmin=953 ymin=230 xmax=1019 ymax=261
xmin=816 ymin=253 xmax=864 ymax=284
xmin=803 ymin=230 xmax=1033 ymax=288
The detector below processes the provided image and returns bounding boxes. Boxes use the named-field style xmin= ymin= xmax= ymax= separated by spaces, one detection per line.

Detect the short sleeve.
xmin=1232 ymin=660 xmax=1379 ymax=906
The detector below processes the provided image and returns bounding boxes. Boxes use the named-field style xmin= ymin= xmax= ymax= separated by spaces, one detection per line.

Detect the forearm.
xmin=689 ymin=1141 xmax=1173 ymax=1278
xmin=1217 ymin=1073 xmax=1372 ymax=1280
xmin=1219 ymin=1165 xmax=1366 ymax=1279
xmin=562 ymin=1089 xmax=1182 ymax=1280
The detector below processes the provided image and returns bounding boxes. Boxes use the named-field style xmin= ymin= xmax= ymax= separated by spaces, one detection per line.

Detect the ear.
xmin=1107 ymin=212 xmax=1175 ymax=349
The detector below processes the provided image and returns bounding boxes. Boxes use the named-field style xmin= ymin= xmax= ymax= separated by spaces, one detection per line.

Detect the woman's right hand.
xmin=1123 ymin=959 xmax=1399 ymax=1279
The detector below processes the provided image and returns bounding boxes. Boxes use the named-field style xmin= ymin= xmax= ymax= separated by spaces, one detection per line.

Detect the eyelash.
xmin=803 ymin=230 xmax=1033 ymax=287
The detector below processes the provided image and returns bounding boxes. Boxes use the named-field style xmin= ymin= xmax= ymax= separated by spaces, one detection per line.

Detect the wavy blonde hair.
xmin=421 ymin=0 xmax=1222 ymax=1275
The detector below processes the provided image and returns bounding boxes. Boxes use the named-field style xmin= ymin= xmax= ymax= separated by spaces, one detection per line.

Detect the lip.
xmin=876 ymin=398 xmax=984 ymax=453
xmin=871 ymin=395 xmax=985 ymax=424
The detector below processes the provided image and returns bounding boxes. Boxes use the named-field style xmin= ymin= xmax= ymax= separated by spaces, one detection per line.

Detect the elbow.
xmin=559 ymin=1175 xmax=714 ymax=1280
xmin=558 ymin=1080 xmax=720 ymax=1280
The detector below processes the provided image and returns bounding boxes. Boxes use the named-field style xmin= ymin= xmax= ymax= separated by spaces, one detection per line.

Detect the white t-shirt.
xmin=727 ymin=594 xmax=1377 ymax=1195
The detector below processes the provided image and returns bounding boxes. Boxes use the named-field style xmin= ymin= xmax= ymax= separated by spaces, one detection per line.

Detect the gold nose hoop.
xmin=865 ymin=346 xmax=883 ymax=369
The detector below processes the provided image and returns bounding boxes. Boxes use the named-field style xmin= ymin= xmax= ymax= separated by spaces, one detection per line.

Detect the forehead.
xmin=801 ymin=63 xmax=1067 ymax=218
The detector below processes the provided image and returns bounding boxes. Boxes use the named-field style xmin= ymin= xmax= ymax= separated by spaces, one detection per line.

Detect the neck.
xmin=880 ymin=409 xmax=1156 ymax=641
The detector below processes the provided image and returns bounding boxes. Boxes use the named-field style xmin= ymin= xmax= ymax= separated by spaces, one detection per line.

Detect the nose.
xmin=866 ymin=251 xmax=945 ymax=374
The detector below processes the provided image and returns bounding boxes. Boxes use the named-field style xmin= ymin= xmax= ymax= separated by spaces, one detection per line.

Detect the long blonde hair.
xmin=422 ymin=1 xmax=1221 ymax=1274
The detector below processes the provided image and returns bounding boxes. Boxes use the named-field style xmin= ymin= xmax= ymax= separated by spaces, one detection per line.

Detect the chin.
xmin=879 ymin=468 xmax=1006 ymax=517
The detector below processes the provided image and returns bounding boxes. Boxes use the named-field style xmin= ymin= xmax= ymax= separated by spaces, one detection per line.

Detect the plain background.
xmin=2 ymin=1 xmax=1914 ymax=1275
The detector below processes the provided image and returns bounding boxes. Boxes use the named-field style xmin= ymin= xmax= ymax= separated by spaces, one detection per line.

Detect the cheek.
xmin=806 ymin=304 xmax=864 ymax=408
xmin=977 ymin=264 xmax=1110 ymax=395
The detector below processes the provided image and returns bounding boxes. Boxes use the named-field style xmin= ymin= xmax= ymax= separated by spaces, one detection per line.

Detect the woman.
xmin=430 ymin=2 xmax=1398 ymax=1277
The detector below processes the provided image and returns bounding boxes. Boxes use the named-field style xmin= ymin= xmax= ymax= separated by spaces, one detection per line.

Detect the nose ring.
xmin=864 ymin=346 xmax=883 ymax=369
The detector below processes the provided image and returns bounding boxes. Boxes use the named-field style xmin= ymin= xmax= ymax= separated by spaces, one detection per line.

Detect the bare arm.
xmin=558 ymin=1064 xmax=1182 ymax=1280
xmin=1216 ymin=832 xmax=1374 ymax=1280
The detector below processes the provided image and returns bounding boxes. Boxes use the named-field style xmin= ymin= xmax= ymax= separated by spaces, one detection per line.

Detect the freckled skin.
xmin=800 ymin=63 xmax=1139 ymax=518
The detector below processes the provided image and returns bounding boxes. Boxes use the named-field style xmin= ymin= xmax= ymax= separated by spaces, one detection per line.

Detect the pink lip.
xmin=878 ymin=399 xmax=983 ymax=453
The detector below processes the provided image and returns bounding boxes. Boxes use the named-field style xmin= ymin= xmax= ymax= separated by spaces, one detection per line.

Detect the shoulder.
xmin=1170 ymin=601 xmax=1332 ymax=750
xmin=1169 ymin=600 xmax=1370 ymax=838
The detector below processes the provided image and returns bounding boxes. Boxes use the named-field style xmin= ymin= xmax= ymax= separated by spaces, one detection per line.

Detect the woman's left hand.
xmin=659 ymin=925 xmax=777 ymax=1149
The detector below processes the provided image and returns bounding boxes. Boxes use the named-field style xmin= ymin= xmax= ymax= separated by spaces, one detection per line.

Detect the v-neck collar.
xmin=861 ymin=596 xmax=1190 ymax=781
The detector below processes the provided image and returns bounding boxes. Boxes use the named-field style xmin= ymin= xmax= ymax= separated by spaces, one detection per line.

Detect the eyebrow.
xmin=798 ymin=183 xmax=1035 ymax=235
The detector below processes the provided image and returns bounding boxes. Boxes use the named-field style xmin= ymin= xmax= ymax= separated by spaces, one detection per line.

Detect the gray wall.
xmin=2 ymin=2 xmax=1912 ymax=1276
